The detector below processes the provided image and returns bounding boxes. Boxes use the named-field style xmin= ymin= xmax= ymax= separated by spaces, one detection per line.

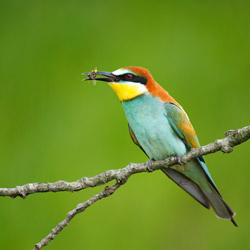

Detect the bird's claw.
xmin=176 ymin=156 xmax=183 ymax=165
xmin=146 ymin=159 xmax=154 ymax=172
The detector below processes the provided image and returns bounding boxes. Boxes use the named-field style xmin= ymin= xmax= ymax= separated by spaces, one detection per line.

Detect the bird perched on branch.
xmin=82 ymin=66 xmax=236 ymax=226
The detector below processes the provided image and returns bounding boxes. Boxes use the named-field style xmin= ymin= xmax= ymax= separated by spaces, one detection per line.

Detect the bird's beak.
xmin=82 ymin=71 xmax=119 ymax=82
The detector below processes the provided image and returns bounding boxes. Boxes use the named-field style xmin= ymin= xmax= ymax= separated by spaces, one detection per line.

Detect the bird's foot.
xmin=146 ymin=158 xmax=154 ymax=172
xmin=176 ymin=156 xmax=184 ymax=165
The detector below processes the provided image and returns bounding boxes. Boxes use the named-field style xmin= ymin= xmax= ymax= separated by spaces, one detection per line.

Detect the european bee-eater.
xmin=83 ymin=66 xmax=236 ymax=226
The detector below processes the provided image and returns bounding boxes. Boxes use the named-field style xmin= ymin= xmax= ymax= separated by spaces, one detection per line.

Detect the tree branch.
xmin=1 ymin=125 xmax=250 ymax=249
xmin=1 ymin=126 xmax=249 ymax=199
xmin=33 ymin=182 xmax=121 ymax=250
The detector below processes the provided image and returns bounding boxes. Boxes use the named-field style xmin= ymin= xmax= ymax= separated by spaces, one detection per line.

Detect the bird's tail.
xmin=202 ymin=182 xmax=237 ymax=226
xmin=162 ymin=166 xmax=237 ymax=226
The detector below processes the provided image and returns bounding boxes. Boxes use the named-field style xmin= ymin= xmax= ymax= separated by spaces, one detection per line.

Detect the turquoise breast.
xmin=122 ymin=94 xmax=187 ymax=160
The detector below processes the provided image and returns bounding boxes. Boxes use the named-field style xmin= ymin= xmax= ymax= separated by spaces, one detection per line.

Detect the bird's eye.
xmin=125 ymin=74 xmax=133 ymax=80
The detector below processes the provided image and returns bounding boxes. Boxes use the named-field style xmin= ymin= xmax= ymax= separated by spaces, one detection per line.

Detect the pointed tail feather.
xmin=202 ymin=182 xmax=237 ymax=226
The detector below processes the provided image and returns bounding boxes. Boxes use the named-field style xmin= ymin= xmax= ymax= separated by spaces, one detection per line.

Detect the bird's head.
xmin=83 ymin=66 xmax=155 ymax=101
xmin=83 ymin=66 xmax=179 ymax=104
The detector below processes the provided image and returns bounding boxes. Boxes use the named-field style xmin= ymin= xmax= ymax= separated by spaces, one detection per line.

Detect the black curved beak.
xmin=82 ymin=71 xmax=119 ymax=82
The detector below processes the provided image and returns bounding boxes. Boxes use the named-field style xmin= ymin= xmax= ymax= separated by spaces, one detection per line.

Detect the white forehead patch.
xmin=112 ymin=68 xmax=132 ymax=76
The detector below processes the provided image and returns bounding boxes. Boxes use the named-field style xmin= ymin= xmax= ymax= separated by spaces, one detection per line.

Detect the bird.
xmin=82 ymin=66 xmax=237 ymax=226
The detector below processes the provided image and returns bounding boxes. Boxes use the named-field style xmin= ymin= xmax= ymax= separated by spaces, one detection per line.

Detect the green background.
xmin=1 ymin=0 xmax=250 ymax=249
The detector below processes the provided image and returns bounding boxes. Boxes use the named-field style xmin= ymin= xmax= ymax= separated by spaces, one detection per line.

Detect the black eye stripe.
xmin=119 ymin=73 xmax=147 ymax=85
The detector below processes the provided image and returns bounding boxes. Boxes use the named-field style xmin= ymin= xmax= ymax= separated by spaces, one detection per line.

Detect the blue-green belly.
xmin=122 ymin=94 xmax=187 ymax=160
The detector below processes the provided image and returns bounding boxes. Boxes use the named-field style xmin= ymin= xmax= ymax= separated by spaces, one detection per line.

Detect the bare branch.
xmin=33 ymin=183 xmax=121 ymax=250
xmin=1 ymin=126 xmax=249 ymax=199
xmin=1 ymin=126 xmax=250 ymax=249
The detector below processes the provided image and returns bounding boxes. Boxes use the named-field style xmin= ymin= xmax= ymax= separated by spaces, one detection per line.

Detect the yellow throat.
xmin=109 ymin=82 xmax=147 ymax=101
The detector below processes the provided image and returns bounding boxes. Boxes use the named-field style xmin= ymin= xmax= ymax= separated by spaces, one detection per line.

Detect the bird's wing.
xmin=165 ymin=102 xmax=207 ymax=164
xmin=165 ymin=102 xmax=220 ymax=190
xmin=165 ymin=102 xmax=200 ymax=150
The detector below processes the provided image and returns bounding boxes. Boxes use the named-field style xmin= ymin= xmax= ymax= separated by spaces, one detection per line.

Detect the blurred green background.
xmin=0 ymin=0 xmax=250 ymax=249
